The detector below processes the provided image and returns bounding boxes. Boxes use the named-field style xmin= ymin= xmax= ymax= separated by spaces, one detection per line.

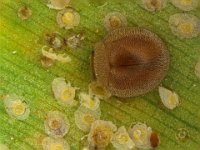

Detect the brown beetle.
xmin=92 ymin=27 xmax=169 ymax=98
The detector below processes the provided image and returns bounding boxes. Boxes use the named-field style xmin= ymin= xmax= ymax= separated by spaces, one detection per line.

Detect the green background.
xmin=0 ymin=0 xmax=200 ymax=149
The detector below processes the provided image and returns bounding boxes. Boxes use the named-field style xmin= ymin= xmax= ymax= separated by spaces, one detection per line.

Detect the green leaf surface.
xmin=0 ymin=0 xmax=200 ymax=149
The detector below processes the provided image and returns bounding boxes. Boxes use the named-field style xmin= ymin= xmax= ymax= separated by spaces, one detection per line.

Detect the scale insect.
xmin=159 ymin=87 xmax=179 ymax=110
xmin=52 ymin=77 xmax=78 ymax=106
xmin=3 ymin=94 xmax=30 ymax=120
xmin=57 ymin=7 xmax=80 ymax=30
xmin=171 ymin=0 xmax=199 ymax=11
xmin=141 ymin=0 xmax=167 ymax=12
xmin=74 ymin=105 xmax=101 ymax=132
xmin=128 ymin=122 xmax=152 ymax=149
xmin=169 ymin=13 xmax=200 ymax=39
xmin=44 ymin=111 xmax=70 ymax=138
xmin=111 ymin=126 xmax=135 ymax=150
xmin=104 ymin=12 xmax=127 ymax=31
xmin=42 ymin=137 xmax=70 ymax=150
xmin=87 ymin=120 xmax=117 ymax=148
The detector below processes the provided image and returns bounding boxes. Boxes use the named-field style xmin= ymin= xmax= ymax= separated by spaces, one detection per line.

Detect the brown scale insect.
xmin=93 ymin=27 xmax=169 ymax=98
xmin=150 ymin=131 xmax=160 ymax=148
xmin=17 ymin=6 xmax=32 ymax=20
xmin=44 ymin=33 xmax=65 ymax=49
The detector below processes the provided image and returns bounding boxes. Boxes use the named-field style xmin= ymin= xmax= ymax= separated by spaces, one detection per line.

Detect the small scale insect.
xmin=175 ymin=128 xmax=189 ymax=142
xmin=104 ymin=12 xmax=127 ymax=31
xmin=74 ymin=105 xmax=101 ymax=132
xmin=52 ymin=77 xmax=78 ymax=106
xmin=111 ymin=126 xmax=135 ymax=150
xmin=159 ymin=87 xmax=179 ymax=110
xmin=44 ymin=111 xmax=70 ymax=138
xmin=195 ymin=60 xmax=200 ymax=79
xmin=57 ymin=7 xmax=80 ymax=30
xmin=17 ymin=6 xmax=32 ymax=20
xmin=128 ymin=122 xmax=152 ymax=149
xmin=171 ymin=0 xmax=199 ymax=11
xmin=87 ymin=120 xmax=117 ymax=148
xmin=3 ymin=94 xmax=30 ymax=120
xmin=88 ymin=81 xmax=111 ymax=99
xmin=150 ymin=131 xmax=160 ymax=148
xmin=44 ymin=32 xmax=65 ymax=49
xmin=93 ymin=27 xmax=169 ymax=98
xmin=66 ymin=34 xmax=84 ymax=49
xmin=79 ymin=93 xmax=100 ymax=110
xmin=141 ymin=0 xmax=167 ymax=12
xmin=47 ymin=0 xmax=71 ymax=10
xmin=169 ymin=13 xmax=200 ymax=39
xmin=42 ymin=137 xmax=70 ymax=150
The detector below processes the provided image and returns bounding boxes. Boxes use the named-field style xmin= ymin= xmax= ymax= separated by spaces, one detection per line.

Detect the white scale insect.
xmin=128 ymin=122 xmax=152 ymax=149
xmin=52 ymin=77 xmax=78 ymax=106
xmin=74 ymin=105 xmax=101 ymax=132
xmin=169 ymin=13 xmax=200 ymax=39
xmin=171 ymin=0 xmax=199 ymax=11
xmin=159 ymin=86 xmax=179 ymax=110
xmin=79 ymin=93 xmax=100 ymax=111
xmin=42 ymin=137 xmax=70 ymax=150
xmin=44 ymin=111 xmax=70 ymax=138
xmin=3 ymin=94 xmax=30 ymax=120
xmin=111 ymin=126 xmax=135 ymax=150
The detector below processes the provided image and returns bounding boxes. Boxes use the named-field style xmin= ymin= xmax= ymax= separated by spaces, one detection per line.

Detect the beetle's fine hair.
xmin=93 ymin=27 xmax=170 ymax=98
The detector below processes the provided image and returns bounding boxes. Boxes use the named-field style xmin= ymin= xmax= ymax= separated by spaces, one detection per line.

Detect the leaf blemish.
xmin=17 ymin=6 xmax=32 ymax=20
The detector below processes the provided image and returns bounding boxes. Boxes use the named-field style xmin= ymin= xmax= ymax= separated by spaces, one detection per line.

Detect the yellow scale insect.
xmin=57 ymin=7 xmax=80 ymax=30
xmin=3 ymin=94 xmax=30 ymax=120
